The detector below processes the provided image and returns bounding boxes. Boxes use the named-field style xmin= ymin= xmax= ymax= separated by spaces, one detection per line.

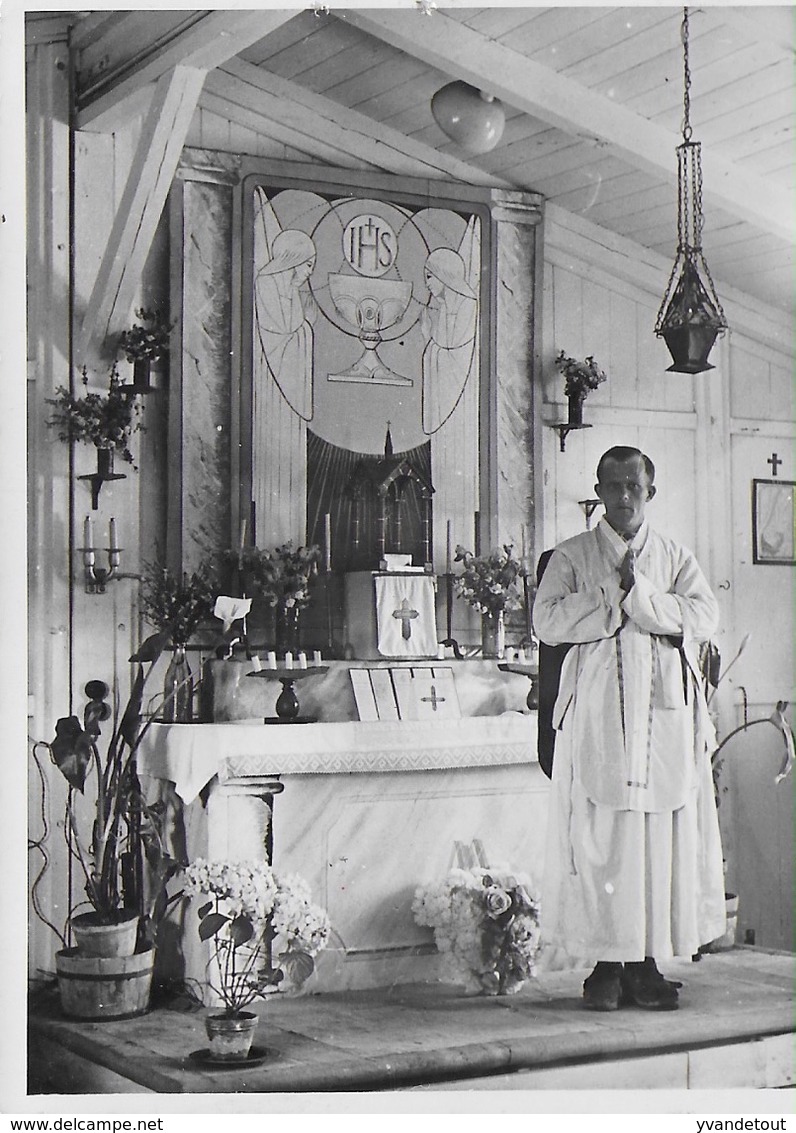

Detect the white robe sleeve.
xmin=533 ymin=548 xmax=625 ymax=645
xmin=621 ymin=550 xmax=719 ymax=642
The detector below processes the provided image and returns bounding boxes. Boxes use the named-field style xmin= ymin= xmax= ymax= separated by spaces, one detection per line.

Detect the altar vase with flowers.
xmin=533 ymin=446 xmax=726 ymax=1011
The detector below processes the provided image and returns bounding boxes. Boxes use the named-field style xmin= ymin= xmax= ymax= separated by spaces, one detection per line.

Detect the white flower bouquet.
xmin=183 ymin=859 xmax=330 ymax=1016
xmin=412 ymin=867 xmax=541 ymax=995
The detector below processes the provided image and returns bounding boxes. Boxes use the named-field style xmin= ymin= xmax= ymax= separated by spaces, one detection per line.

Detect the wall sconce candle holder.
xmin=80 ymin=516 xmax=122 ymax=594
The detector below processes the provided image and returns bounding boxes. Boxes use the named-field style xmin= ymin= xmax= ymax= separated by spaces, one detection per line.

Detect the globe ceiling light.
xmin=654 ymin=7 xmax=728 ymax=374
xmin=430 ymin=81 xmax=506 ymax=155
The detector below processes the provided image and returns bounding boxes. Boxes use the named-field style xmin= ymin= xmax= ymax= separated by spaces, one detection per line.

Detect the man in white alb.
xmin=533 ymin=446 xmax=726 ymax=1010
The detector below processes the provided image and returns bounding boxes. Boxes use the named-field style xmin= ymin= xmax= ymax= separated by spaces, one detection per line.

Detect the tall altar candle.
xmin=238 ymin=518 xmax=247 ymax=569
xmin=109 ymin=517 xmax=118 ymax=551
xmin=324 ymin=513 xmax=332 ymax=572
xmin=446 ymin=519 xmax=452 ymax=573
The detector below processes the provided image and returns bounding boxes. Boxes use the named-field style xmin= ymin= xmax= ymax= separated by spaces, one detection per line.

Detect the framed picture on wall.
xmin=752 ymin=479 xmax=796 ymax=565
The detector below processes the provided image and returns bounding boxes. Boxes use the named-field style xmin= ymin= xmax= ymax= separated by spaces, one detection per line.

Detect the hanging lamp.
xmin=655 ymin=7 xmax=727 ymax=374
xmin=431 ymin=81 xmax=505 ymax=155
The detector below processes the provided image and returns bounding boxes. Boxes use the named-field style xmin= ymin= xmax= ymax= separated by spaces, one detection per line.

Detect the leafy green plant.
xmin=454 ymin=544 xmax=523 ymax=620
xmin=226 ymin=542 xmax=321 ymax=611
xmin=555 ymin=351 xmax=607 ymax=399
xmin=118 ymin=308 xmax=175 ymax=364
xmin=140 ymin=561 xmax=219 ymax=646
xmin=47 ymin=364 xmax=144 ymax=464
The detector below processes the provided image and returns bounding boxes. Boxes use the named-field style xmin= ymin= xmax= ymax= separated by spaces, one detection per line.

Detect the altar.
xmin=138 ymin=660 xmax=549 ymax=995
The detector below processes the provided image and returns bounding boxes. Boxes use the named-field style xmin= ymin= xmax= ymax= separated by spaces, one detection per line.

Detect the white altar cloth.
xmin=137 ymin=713 xmax=535 ymax=803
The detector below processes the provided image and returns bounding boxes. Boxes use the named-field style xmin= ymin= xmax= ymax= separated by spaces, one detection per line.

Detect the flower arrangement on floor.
xmin=453 ymin=544 xmax=523 ymax=621
xmin=554 ymin=350 xmax=607 ymax=400
xmin=47 ymin=364 xmax=144 ymax=466
xmin=412 ymin=867 xmax=541 ymax=995
xmin=183 ymin=859 xmax=331 ymax=1016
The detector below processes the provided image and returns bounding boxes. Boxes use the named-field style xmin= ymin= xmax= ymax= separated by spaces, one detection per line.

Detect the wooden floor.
xmin=28 ymin=948 xmax=794 ymax=1095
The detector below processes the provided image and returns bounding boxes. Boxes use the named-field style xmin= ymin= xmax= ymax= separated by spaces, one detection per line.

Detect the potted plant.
xmin=41 ymin=602 xmax=250 ymax=1019
xmin=453 ymin=543 xmax=523 ymax=658
xmin=183 ymin=858 xmax=330 ymax=1061
xmin=139 ymin=560 xmax=219 ymax=722
xmin=413 ymin=864 xmax=541 ymax=996
xmin=554 ymin=350 xmax=607 ymax=425
xmin=48 ymin=364 xmax=144 ymax=475
xmin=226 ymin=542 xmax=321 ymax=656
xmin=118 ymin=308 xmax=175 ymax=391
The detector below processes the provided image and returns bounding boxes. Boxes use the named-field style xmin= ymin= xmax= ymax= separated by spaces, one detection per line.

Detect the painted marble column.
xmin=487 ymin=190 xmax=543 ymax=567
xmin=169 ymin=156 xmax=239 ymax=574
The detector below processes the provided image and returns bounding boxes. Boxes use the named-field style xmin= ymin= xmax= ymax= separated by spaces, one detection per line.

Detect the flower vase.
xmin=205 ymin=1011 xmax=258 ymax=1061
xmin=275 ymin=604 xmax=300 ymax=659
xmin=162 ymin=644 xmax=193 ymax=723
xmin=96 ymin=446 xmax=115 ymax=479
xmin=567 ymin=391 xmax=586 ymax=426
xmin=481 ymin=611 xmax=505 ymax=659
xmin=132 ymin=358 xmax=151 ymax=391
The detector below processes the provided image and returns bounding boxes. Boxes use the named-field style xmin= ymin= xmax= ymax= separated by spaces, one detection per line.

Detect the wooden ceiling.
xmin=69 ymin=6 xmax=795 ymax=320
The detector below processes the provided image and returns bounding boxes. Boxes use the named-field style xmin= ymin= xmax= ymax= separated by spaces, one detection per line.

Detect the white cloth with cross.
xmin=374 ymin=572 xmax=438 ymax=658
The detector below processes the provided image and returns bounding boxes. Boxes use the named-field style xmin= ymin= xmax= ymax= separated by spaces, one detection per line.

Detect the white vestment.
xmin=533 ymin=518 xmax=726 ymax=961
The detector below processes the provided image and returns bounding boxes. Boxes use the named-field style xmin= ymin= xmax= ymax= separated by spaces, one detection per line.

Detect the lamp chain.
xmin=681 ymin=6 xmax=692 ymax=143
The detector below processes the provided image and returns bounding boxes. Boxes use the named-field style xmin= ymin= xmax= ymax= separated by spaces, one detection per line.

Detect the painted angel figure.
xmin=420 ymin=245 xmax=478 ymax=435
xmin=254 ymin=227 xmax=318 ymax=422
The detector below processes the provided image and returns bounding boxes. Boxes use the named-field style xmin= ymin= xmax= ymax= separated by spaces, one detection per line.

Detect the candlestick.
xmin=238 ymin=518 xmax=247 ymax=569
xmin=267 ymin=651 xmax=277 ymax=669
xmin=83 ymin=516 xmax=94 ymax=564
xmin=324 ymin=512 xmax=332 ymax=572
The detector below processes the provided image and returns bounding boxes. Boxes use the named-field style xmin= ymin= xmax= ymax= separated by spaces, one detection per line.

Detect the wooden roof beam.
xmin=341 ymin=8 xmax=794 ymax=243
xmin=78 ymin=66 xmax=205 ymax=358
xmin=74 ymin=9 xmax=300 ymax=132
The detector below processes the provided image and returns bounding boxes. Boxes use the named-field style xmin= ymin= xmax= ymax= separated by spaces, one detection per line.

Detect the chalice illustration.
xmin=327 ymin=273 xmax=413 ymax=386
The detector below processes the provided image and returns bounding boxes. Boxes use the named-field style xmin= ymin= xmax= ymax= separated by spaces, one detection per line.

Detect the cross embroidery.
xmin=392 ymin=598 xmax=419 ymax=640
xmin=768 ymin=452 xmax=782 ymax=477
xmin=421 ymin=684 xmax=445 ymax=711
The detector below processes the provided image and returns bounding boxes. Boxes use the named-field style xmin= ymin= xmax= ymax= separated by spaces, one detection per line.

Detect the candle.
xmin=517 ymin=647 xmax=527 ymax=665
xmin=109 ymin=517 xmax=118 ymax=551
xmin=446 ymin=519 xmax=452 ymax=574
xmin=298 ymin=652 xmax=308 ymax=669
xmin=267 ymin=651 xmax=277 ymax=669
xmin=284 ymin=652 xmax=294 ymax=669
xmin=437 ymin=644 xmax=446 ymax=660
xmin=521 ymin=524 xmax=527 ymax=572
xmin=313 ymin=649 xmax=322 ymax=665
xmin=324 ymin=513 xmax=332 ymax=572
xmin=238 ymin=518 xmax=247 ymax=567
xmin=251 ymin=655 xmax=262 ymax=672
xmin=83 ymin=516 xmax=95 ymax=566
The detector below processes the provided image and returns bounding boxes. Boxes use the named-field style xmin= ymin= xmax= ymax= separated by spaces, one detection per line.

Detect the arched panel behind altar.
xmin=306 ymin=431 xmax=432 ymax=572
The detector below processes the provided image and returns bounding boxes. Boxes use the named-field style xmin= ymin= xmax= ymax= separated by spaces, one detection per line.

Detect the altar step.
xmin=28 ymin=948 xmax=794 ymax=1095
